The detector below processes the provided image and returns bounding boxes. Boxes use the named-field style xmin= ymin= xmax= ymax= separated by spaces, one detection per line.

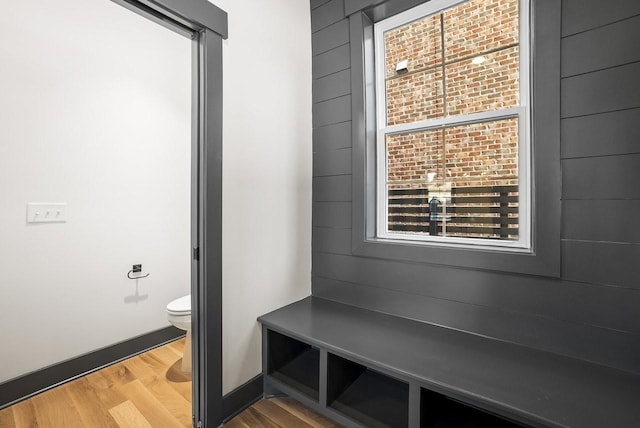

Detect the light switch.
xmin=27 ymin=203 xmax=67 ymax=223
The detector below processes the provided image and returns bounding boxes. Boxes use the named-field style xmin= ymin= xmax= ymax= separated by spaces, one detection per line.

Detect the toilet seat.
xmin=167 ymin=295 xmax=191 ymax=315
xmin=166 ymin=294 xmax=192 ymax=373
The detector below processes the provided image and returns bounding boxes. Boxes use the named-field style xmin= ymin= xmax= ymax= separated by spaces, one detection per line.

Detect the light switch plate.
xmin=27 ymin=203 xmax=68 ymax=223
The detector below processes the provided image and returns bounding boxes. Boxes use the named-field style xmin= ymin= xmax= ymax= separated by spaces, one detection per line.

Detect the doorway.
xmin=0 ymin=0 xmax=226 ymax=426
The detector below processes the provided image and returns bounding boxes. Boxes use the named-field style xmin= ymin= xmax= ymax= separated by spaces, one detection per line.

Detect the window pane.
xmin=444 ymin=118 xmax=518 ymax=187
xmin=386 ymin=69 xmax=443 ymax=125
xmin=443 ymin=0 xmax=519 ymax=63
xmin=384 ymin=13 xmax=443 ymax=126
xmin=384 ymin=14 xmax=442 ymax=77
xmin=387 ymin=129 xmax=445 ymax=187
xmin=445 ymin=45 xmax=519 ymax=117
xmin=383 ymin=0 xmax=520 ymax=124
xmin=386 ymin=118 xmax=519 ymax=239
xmin=387 ymin=129 xmax=444 ymax=234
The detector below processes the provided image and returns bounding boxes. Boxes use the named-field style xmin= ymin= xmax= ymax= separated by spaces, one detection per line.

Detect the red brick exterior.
xmin=383 ymin=0 xmax=520 ymax=191
xmin=387 ymin=118 xmax=518 ymax=189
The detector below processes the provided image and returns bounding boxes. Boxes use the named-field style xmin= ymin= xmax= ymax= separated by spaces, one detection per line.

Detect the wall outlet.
xmin=27 ymin=203 xmax=67 ymax=223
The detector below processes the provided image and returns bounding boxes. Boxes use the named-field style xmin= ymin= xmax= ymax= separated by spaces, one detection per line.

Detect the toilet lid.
xmin=167 ymin=295 xmax=191 ymax=315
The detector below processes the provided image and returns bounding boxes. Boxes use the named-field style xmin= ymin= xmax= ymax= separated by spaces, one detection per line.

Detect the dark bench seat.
xmin=259 ymin=296 xmax=640 ymax=428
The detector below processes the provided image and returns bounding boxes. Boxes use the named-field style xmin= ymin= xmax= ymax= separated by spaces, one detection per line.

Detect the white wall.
xmin=0 ymin=1 xmax=191 ymax=382
xmin=213 ymin=0 xmax=313 ymax=394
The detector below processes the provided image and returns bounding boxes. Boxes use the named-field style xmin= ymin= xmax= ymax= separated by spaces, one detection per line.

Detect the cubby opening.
xmin=267 ymin=329 xmax=320 ymax=401
xmin=421 ymin=388 xmax=526 ymax=428
xmin=327 ymin=353 xmax=409 ymax=428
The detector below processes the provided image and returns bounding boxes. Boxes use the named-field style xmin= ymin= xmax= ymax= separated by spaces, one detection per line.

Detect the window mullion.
xmin=380 ymin=107 xmax=523 ymax=136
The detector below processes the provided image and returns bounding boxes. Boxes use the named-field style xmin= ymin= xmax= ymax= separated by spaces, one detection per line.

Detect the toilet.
xmin=166 ymin=295 xmax=192 ymax=373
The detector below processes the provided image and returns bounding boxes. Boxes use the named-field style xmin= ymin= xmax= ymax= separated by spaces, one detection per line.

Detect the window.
xmin=374 ymin=0 xmax=530 ymax=251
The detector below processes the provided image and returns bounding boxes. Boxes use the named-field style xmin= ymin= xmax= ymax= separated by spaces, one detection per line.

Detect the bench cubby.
xmin=327 ymin=353 xmax=409 ymax=428
xmin=420 ymin=388 xmax=523 ymax=428
xmin=266 ymin=329 xmax=320 ymax=401
xmin=259 ymin=297 xmax=640 ymax=428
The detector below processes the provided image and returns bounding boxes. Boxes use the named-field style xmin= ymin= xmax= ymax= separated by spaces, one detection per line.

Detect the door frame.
xmin=111 ymin=1 xmax=227 ymax=426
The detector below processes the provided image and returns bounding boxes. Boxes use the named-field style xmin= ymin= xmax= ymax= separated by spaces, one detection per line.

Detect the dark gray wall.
xmin=310 ymin=0 xmax=640 ymax=375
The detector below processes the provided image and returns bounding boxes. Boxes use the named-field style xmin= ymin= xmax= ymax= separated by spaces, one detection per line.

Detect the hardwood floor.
xmin=225 ymin=397 xmax=340 ymax=428
xmin=0 ymin=338 xmax=339 ymax=427
xmin=0 ymin=338 xmax=192 ymax=428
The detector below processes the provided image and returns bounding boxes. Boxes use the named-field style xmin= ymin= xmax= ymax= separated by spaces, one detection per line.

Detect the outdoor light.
xmin=472 ymin=55 xmax=486 ymax=65
xmin=396 ymin=60 xmax=409 ymax=74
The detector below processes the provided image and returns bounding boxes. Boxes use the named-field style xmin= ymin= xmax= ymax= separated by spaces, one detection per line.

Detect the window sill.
xmin=352 ymin=234 xmax=558 ymax=277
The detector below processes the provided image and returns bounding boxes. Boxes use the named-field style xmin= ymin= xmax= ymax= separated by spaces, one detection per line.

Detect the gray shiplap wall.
xmin=310 ymin=0 xmax=640 ymax=374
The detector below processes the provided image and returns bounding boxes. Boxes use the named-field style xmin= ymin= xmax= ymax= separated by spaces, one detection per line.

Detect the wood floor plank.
xmin=123 ymin=355 xmax=191 ymax=428
xmin=165 ymin=372 xmax=192 ymax=403
xmin=84 ymin=371 xmax=129 ymax=410
xmin=65 ymin=376 xmax=119 ymax=428
xmin=224 ymin=416 xmax=251 ymax=428
xmin=234 ymin=407 xmax=283 ymax=428
xmin=4 ymin=339 xmax=336 ymax=428
xmin=142 ymin=376 xmax=192 ymax=427
xmin=30 ymin=384 xmax=85 ymax=428
xmin=166 ymin=337 xmax=187 ymax=356
xmin=99 ymin=361 xmax=136 ymax=387
xmin=138 ymin=350 xmax=172 ymax=376
xmin=108 ymin=400 xmax=153 ymax=428
xmin=0 ymin=406 xmax=16 ymax=428
xmin=148 ymin=344 xmax=185 ymax=370
xmin=272 ymin=397 xmax=341 ymax=428
xmin=124 ymin=347 xmax=192 ymax=404
xmin=225 ymin=398 xmax=339 ymax=427
xmin=11 ymin=397 xmax=38 ymax=428
xmin=152 ymin=344 xmax=191 ymax=380
xmin=122 ymin=352 xmax=159 ymax=383
xmin=116 ymin=379 xmax=184 ymax=428
xmin=253 ymin=399 xmax=315 ymax=428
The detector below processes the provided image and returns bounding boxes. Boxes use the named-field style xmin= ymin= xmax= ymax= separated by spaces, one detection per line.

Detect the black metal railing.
xmin=388 ymin=185 xmax=519 ymax=239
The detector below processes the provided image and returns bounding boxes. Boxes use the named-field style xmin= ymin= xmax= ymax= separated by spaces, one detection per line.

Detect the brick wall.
xmin=387 ymin=118 xmax=518 ymax=189
xmin=384 ymin=0 xmax=520 ymax=190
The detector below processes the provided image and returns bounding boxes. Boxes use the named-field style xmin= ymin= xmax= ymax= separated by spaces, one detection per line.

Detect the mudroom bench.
xmin=258 ymin=297 xmax=640 ymax=428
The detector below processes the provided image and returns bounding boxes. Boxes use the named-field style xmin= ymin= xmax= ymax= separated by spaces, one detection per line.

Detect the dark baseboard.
xmin=222 ymin=374 xmax=264 ymax=422
xmin=0 ymin=326 xmax=184 ymax=409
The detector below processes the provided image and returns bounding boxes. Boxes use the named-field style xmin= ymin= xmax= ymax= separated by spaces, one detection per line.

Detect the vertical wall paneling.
xmin=312 ymin=95 xmax=352 ymax=128
xmin=313 ymin=44 xmax=351 ymax=78
xmin=313 ymin=202 xmax=352 ymax=229
xmin=313 ymin=121 xmax=352 ymax=152
xmin=312 ymin=0 xmax=346 ymax=33
xmin=313 ymin=148 xmax=352 ymax=177
xmin=313 ymin=175 xmax=352 ymax=202
xmin=562 ymin=241 xmax=640 ymax=290
xmin=311 ymin=0 xmax=640 ymax=375
xmin=561 ymin=61 xmax=640 ymax=118
xmin=313 ymin=69 xmax=352 ymax=103
xmin=561 ymin=14 xmax=640 ymax=77
xmin=312 ymin=19 xmax=350 ymax=55
xmin=312 ymin=0 xmax=333 ymax=11
xmin=562 ymin=154 xmax=640 ymax=200
xmin=562 ymin=200 xmax=640 ymax=243
xmin=561 ymin=0 xmax=640 ymax=37
xmin=561 ymin=108 xmax=640 ymax=158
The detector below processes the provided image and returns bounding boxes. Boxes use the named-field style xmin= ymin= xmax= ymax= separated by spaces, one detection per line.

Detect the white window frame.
xmin=374 ymin=0 xmax=531 ymax=252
